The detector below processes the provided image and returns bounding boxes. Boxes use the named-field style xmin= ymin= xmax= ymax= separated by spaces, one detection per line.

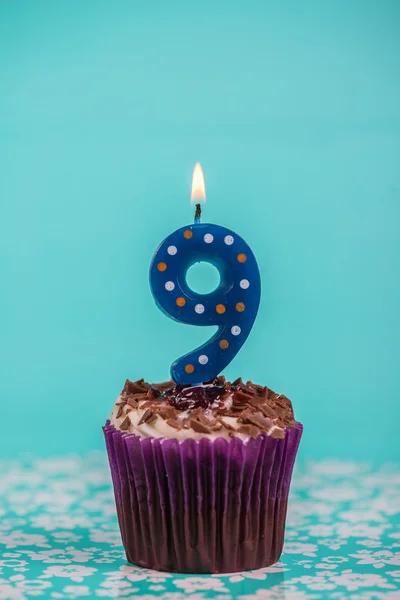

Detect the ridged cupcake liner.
xmin=103 ymin=420 xmax=302 ymax=573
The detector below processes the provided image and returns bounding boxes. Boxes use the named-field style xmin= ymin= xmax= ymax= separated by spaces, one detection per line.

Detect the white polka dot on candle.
xmin=165 ymin=281 xmax=175 ymax=291
xmin=231 ymin=325 xmax=241 ymax=336
xmin=167 ymin=245 xmax=177 ymax=255
xmin=195 ymin=304 xmax=205 ymax=314
xmin=224 ymin=235 xmax=234 ymax=245
xmin=240 ymin=279 xmax=250 ymax=289
xmin=204 ymin=234 xmax=214 ymax=243
xmin=198 ymin=355 xmax=209 ymax=364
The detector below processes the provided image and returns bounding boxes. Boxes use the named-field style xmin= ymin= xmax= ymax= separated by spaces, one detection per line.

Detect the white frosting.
xmin=109 ymin=394 xmax=285 ymax=442
xmin=110 ymin=396 xmax=246 ymax=441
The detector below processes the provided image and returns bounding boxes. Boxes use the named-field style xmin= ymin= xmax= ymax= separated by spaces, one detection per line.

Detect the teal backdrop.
xmin=0 ymin=0 xmax=399 ymax=461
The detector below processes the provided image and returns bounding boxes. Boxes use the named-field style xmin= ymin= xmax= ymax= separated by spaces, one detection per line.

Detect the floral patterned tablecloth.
xmin=0 ymin=454 xmax=399 ymax=600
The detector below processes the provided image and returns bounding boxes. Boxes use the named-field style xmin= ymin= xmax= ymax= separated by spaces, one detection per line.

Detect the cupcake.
xmin=104 ymin=376 xmax=302 ymax=573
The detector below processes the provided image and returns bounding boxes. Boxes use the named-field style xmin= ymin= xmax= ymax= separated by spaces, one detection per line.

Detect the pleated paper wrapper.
xmin=103 ymin=420 xmax=302 ymax=573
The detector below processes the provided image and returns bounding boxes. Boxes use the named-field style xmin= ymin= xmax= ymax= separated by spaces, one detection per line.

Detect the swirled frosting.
xmin=109 ymin=377 xmax=296 ymax=442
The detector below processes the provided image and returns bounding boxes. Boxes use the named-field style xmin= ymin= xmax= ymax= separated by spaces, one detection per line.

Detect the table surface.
xmin=0 ymin=454 xmax=399 ymax=600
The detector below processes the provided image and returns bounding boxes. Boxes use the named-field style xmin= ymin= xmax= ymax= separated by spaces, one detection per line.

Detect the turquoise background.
xmin=0 ymin=0 xmax=399 ymax=461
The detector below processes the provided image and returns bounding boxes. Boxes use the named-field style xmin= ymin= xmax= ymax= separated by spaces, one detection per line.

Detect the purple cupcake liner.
xmin=103 ymin=420 xmax=302 ymax=573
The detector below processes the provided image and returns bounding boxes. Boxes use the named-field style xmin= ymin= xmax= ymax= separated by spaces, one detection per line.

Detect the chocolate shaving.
xmin=158 ymin=405 xmax=177 ymax=420
xmin=115 ymin=406 xmax=124 ymax=419
xmin=273 ymin=405 xmax=287 ymax=419
xmin=238 ymin=424 xmax=260 ymax=438
xmin=126 ymin=397 xmax=140 ymax=408
xmin=190 ymin=419 xmax=212 ymax=434
xmin=122 ymin=379 xmax=149 ymax=395
xmin=240 ymin=383 xmax=256 ymax=395
xmin=218 ymin=418 xmax=236 ymax=431
xmin=139 ymin=400 xmax=158 ymax=410
xmin=249 ymin=425 xmax=261 ymax=438
xmin=211 ymin=422 xmax=223 ymax=431
xmin=147 ymin=387 xmax=161 ymax=400
xmin=237 ymin=424 xmax=252 ymax=436
xmin=259 ymin=404 xmax=277 ymax=418
xmin=152 ymin=380 xmax=175 ymax=392
xmin=197 ymin=412 xmax=212 ymax=427
xmin=241 ymin=411 xmax=273 ymax=431
xmin=279 ymin=395 xmax=293 ymax=410
xmin=246 ymin=381 xmax=267 ymax=394
xmin=230 ymin=405 xmax=246 ymax=414
xmin=190 ymin=407 xmax=202 ymax=420
xmin=138 ymin=408 xmax=156 ymax=426
xmin=119 ymin=416 xmax=130 ymax=431
xmin=248 ymin=395 xmax=265 ymax=408
xmin=271 ymin=427 xmax=285 ymax=439
xmin=166 ymin=418 xmax=182 ymax=430
xmin=233 ymin=390 xmax=253 ymax=405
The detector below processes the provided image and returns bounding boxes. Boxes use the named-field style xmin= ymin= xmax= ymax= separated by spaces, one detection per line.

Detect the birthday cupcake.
xmin=103 ymin=375 xmax=302 ymax=573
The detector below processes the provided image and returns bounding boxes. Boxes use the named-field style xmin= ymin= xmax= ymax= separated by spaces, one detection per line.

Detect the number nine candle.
xmin=150 ymin=163 xmax=261 ymax=385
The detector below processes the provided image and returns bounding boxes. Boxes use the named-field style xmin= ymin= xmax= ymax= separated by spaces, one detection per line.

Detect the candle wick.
xmin=194 ymin=203 xmax=201 ymax=223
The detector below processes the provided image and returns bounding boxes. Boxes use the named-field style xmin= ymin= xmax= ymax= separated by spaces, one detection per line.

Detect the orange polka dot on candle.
xmin=176 ymin=297 xmax=186 ymax=307
xmin=237 ymin=253 xmax=247 ymax=263
xmin=185 ymin=364 xmax=194 ymax=373
xmin=216 ymin=304 xmax=226 ymax=314
xmin=184 ymin=230 xmax=193 ymax=239
xmin=157 ymin=262 xmax=167 ymax=272
xmin=236 ymin=302 xmax=245 ymax=312
xmin=219 ymin=339 xmax=229 ymax=349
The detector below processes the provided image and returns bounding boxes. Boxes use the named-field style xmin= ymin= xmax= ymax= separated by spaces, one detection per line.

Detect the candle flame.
xmin=191 ymin=162 xmax=206 ymax=204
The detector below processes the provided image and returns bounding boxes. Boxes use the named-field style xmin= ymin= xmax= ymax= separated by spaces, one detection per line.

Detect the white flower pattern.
xmin=0 ymin=454 xmax=398 ymax=599
xmin=348 ymin=550 xmax=400 ymax=569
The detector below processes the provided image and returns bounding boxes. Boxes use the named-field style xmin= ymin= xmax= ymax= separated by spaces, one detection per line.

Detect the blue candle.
xmin=149 ymin=164 xmax=261 ymax=385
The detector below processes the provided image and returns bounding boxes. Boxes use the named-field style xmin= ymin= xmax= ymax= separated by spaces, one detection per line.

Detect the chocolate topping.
xmin=232 ymin=390 xmax=252 ymax=406
xmin=218 ymin=418 xmax=236 ymax=431
xmin=211 ymin=422 xmax=223 ymax=431
xmin=239 ymin=424 xmax=250 ymax=434
xmin=166 ymin=418 xmax=182 ymax=430
xmin=122 ymin=379 xmax=149 ymax=395
xmin=126 ymin=396 xmax=140 ymax=408
xmin=147 ymin=387 xmax=161 ymax=400
xmin=241 ymin=411 xmax=273 ymax=430
xmin=259 ymin=404 xmax=277 ymax=418
xmin=271 ymin=428 xmax=285 ymax=439
xmin=190 ymin=419 xmax=212 ymax=434
xmin=152 ymin=380 xmax=175 ymax=392
xmin=137 ymin=408 xmax=156 ymax=426
xmin=158 ymin=405 xmax=177 ymax=420
xmin=119 ymin=416 xmax=130 ymax=431
xmin=116 ymin=377 xmax=296 ymax=438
